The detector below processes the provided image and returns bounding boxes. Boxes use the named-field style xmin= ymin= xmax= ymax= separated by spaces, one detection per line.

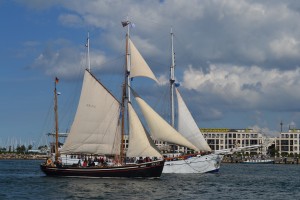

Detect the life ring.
xmin=46 ymin=159 xmax=52 ymax=165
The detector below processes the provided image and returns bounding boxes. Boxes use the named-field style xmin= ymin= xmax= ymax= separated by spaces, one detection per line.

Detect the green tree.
xmin=27 ymin=144 xmax=33 ymax=151
xmin=16 ymin=145 xmax=26 ymax=154
xmin=268 ymin=144 xmax=276 ymax=157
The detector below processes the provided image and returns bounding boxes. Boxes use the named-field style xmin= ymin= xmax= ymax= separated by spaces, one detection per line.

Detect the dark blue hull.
xmin=40 ymin=160 xmax=165 ymax=178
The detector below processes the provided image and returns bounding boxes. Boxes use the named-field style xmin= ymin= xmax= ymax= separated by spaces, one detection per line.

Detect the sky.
xmin=1 ymin=0 xmax=300 ymax=147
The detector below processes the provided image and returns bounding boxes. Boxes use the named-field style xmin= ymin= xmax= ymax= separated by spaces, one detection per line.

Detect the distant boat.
xmin=40 ymin=22 xmax=165 ymax=178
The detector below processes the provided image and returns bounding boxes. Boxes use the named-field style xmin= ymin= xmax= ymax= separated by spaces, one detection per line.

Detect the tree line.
xmin=0 ymin=145 xmax=48 ymax=154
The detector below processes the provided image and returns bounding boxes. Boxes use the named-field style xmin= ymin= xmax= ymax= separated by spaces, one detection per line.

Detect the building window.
xmin=281 ymin=140 xmax=288 ymax=145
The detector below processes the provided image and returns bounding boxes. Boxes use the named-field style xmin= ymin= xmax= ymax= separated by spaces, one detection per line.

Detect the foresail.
xmin=127 ymin=103 xmax=162 ymax=158
xmin=133 ymin=92 xmax=199 ymax=151
xmin=176 ymin=88 xmax=211 ymax=151
xmin=129 ymin=38 xmax=158 ymax=83
xmin=60 ymin=70 xmax=121 ymax=155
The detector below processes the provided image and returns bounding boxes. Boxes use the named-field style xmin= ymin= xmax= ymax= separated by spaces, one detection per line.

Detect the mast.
xmin=170 ymin=28 xmax=175 ymax=127
xmin=120 ymin=83 xmax=126 ymax=164
xmin=54 ymin=77 xmax=59 ymax=162
xmin=86 ymin=32 xmax=91 ymax=72
xmin=125 ymin=21 xmax=131 ymax=102
xmin=120 ymin=19 xmax=132 ymax=163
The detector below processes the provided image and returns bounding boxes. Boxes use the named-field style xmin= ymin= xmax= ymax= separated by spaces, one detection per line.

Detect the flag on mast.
xmin=55 ymin=77 xmax=59 ymax=83
xmin=121 ymin=20 xmax=130 ymax=27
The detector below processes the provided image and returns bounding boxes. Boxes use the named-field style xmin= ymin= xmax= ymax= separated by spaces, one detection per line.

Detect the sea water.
xmin=0 ymin=159 xmax=299 ymax=199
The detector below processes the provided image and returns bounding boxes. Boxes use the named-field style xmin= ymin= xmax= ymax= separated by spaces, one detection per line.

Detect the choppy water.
xmin=0 ymin=160 xmax=299 ymax=199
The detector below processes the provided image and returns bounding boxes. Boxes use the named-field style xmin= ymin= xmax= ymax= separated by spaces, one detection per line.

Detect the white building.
xmin=201 ymin=128 xmax=265 ymax=154
xmin=124 ymin=128 xmax=273 ymax=155
xmin=276 ymin=129 xmax=300 ymax=156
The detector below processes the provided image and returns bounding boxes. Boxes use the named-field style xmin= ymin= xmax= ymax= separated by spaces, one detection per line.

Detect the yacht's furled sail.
xmin=176 ymin=88 xmax=211 ymax=151
xmin=127 ymin=103 xmax=162 ymax=157
xmin=60 ymin=70 xmax=121 ymax=155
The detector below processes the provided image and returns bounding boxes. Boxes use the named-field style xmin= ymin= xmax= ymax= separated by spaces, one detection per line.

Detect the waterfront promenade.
xmin=222 ymin=155 xmax=300 ymax=164
xmin=0 ymin=153 xmax=47 ymax=160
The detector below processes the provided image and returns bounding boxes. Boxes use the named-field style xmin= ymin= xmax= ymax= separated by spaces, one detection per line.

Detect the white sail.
xmin=60 ymin=70 xmax=121 ymax=155
xmin=176 ymin=88 xmax=211 ymax=151
xmin=127 ymin=103 xmax=162 ymax=157
xmin=129 ymin=38 xmax=158 ymax=83
xmin=133 ymin=93 xmax=199 ymax=151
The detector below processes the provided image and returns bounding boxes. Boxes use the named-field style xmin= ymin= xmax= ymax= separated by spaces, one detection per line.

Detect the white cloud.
xmin=30 ymin=40 xmax=107 ymax=78
xmin=182 ymin=64 xmax=300 ymax=111
xmin=157 ymin=74 xmax=168 ymax=86
xmin=58 ymin=14 xmax=84 ymax=28
xmin=269 ymin=36 xmax=300 ymax=58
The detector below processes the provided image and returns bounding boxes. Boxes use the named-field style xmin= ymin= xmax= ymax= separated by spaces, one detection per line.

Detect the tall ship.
xmin=40 ymin=21 xmax=165 ymax=178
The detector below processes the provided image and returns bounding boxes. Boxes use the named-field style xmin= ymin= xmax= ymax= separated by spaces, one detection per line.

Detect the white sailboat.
xmin=40 ymin=22 xmax=165 ymax=178
xmin=133 ymin=29 xmax=223 ymax=173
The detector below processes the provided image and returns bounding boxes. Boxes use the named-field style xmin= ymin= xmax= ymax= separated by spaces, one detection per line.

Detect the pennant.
xmin=122 ymin=21 xmax=130 ymax=27
xmin=175 ymin=83 xmax=180 ymax=87
xmin=55 ymin=77 xmax=59 ymax=83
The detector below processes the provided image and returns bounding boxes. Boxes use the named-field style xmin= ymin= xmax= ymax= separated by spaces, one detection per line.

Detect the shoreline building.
xmin=201 ymin=128 xmax=267 ymax=155
xmin=276 ymin=128 xmax=300 ymax=156
xmin=149 ymin=128 xmax=272 ymax=155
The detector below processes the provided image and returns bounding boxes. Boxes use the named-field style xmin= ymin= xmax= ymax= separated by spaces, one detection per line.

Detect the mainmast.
xmin=124 ymin=20 xmax=131 ymax=102
xmin=54 ymin=77 xmax=59 ymax=162
xmin=170 ymin=28 xmax=175 ymax=127
xmin=120 ymin=19 xmax=132 ymax=163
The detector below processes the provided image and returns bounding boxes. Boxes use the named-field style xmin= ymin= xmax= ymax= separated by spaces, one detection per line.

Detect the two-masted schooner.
xmin=132 ymin=30 xmax=223 ymax=173
xmin=40 ymin=21 xmax=165 ymax=178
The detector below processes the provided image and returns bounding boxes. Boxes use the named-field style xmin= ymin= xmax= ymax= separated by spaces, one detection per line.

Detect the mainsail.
xmin=129 ymin=38 xmax=158 ymax=83
xmin=176 ymin=88 xmax=211 ymax=151
xmin=127 ymin=103 xmax=162 ymax=157
xmin=60 ymin=70 xmax=121 ymax=155
xmin=133 ymin=92 xmax=199 ymax=151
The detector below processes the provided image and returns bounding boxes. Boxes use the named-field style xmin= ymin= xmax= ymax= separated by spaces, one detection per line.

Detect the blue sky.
xmin=2 ymin=0 xmax=300 ymax=148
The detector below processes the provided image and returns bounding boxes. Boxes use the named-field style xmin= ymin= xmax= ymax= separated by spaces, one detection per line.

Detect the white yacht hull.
xmin=163 ymin=154 xmax=223 ymax=173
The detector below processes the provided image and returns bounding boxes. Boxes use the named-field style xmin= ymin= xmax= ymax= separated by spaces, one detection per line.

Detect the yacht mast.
xmin=125 ymin=21 xmax=131 ymax=102
xmin=170 ymin=28 xmax=175 ymax=127
xmin=54 ymin=77 xmax=59 ymax=162
xmin=120 ymin=19 xmax=132 ymax=163
xmin=86 ymin=32 xmax=91 ymax=72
